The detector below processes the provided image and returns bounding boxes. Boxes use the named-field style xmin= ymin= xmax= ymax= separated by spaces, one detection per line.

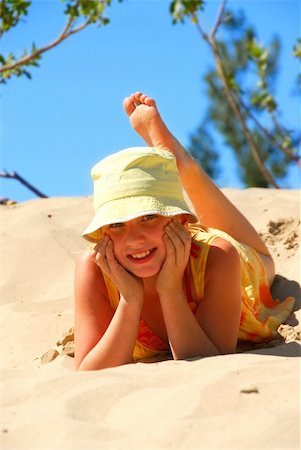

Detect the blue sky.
xmin=1 ymin=0 xmax=300 ymax=202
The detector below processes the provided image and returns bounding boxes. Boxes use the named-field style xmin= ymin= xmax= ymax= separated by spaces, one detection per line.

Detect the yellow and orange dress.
xmin=102 ymin=225 xmax=295 ymax=362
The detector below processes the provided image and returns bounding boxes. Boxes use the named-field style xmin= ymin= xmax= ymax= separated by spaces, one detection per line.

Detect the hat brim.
xmin=82 ymin=195 xmax=197 ymax=243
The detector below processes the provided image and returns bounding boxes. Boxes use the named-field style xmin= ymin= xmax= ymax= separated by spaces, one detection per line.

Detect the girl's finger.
xmin=171 ymin=221 xmax=192 ymax=255
xmin=104 ymin=240 xmax=124 ymax=276
xmin=94 ymin=236 xmax=111 ymax=273
xmin=95 ymin=252 xmax=110 ymax=275
xmin=93 ymin=234 xmax=109 ymax=256
xmin=163 ymin=233 xmax=176 ymax=266
xmin=172 ymin=221 xmax=191 ymax=245
xmin=165 ymin=223 xmax=185 ymax=250
xmin=165 ymin=222 xmax=191 ymax=264
xmin=176 ymin=223 xmax=192 ymax=259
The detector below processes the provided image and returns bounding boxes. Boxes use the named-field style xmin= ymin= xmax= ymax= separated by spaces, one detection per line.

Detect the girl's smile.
xmin=102 ymin=214 xmax=175 ymax=277
xmin=127 ymin=247 xmax=157 ymax=264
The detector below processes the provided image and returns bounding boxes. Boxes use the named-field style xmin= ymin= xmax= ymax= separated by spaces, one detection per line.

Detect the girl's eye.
xmin=142 ymin=214 xmax=158 ymax=221
xmin=109 ymin=222 xmax=124 ymax=229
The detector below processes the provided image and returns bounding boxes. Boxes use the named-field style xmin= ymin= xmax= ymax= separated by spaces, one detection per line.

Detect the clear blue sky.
xmin=1 ymin=0 xmax=300 ymax=202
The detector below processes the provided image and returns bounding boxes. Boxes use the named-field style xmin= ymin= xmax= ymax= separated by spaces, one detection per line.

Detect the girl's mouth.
xmin=127 ymin=248 xmax=157 ymax=263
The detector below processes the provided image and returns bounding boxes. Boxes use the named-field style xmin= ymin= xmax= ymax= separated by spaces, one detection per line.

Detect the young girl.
xmin=74 ymin=92 xmax=294 ymax=370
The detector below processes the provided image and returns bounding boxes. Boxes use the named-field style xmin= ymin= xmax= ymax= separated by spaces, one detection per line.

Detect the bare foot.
xmin=123 ymin=92 xmax=191 ymax=167
xmin=123 ymin=92 xmax=169 ymax=148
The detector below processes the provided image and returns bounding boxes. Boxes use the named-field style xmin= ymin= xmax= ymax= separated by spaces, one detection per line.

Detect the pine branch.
xmin=237 ymin=94 xmax=300 ymax=162
xmin=192 ymin=1 xmax=279 ymax=188
xmin=209 ymin=0 xmax=227 ymax=40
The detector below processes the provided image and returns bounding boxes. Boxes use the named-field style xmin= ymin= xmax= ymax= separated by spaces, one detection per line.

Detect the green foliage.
xmin=63 ymin=0 xmax=112 ymax=26
xmin=173 ymin=4 xmax=299 ymax=187
xmin=214 ymin=16 xmax=298 ymax=186
xmin=0 ymin=1 xmax=35 ymax=81
xmin=246 ymin=36 xmax=279 ymax=112
xmin=293 ymin=37 xmax=301 ymax=60
xmin=0 ymin=0 xmax=122 ymax=83
xmin=0 ymin=44 xmax=41 ymax=82
xmin=170 ymin=0 xmax=205 ymax=24
xmin=0 ymin=0 xmax=31 ymax=34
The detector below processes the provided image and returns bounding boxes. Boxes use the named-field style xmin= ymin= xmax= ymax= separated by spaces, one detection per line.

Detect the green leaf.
xmin=293 ymin=38 xmax=301 ymax=60
xmin=0 ymin=0 xmax=31 ymax=34
xmin=170 ymin=0 xmax=205 ymax=24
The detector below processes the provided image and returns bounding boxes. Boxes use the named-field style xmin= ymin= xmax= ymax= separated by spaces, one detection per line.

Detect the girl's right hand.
xmin=92 ymin=235 xmax=144 ymax=304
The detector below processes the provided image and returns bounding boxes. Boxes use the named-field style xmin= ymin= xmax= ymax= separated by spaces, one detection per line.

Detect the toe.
xmin=145 ymin=96 xmax=156 ymax=107
xmin=134 ymin=91 xmax=143 ymax=103
xmin=123 ymin=96 xmax=136 ymax=115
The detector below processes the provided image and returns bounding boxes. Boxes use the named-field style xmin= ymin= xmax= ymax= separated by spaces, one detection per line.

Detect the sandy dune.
xmin=0 ymin=188 xmax=300 ymax=449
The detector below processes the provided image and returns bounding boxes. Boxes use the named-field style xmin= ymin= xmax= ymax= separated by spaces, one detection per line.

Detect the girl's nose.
xmin=124 ymin=224 xmax=146 ymax=245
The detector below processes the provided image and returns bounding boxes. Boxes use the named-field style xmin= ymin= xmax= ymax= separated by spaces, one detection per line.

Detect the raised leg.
xmin=123 ymin=92 xmax=275 ymax=283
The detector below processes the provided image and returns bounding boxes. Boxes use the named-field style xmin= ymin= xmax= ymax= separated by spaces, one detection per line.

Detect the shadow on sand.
xmin=271 ymin=274 xmax=301 ymax=315
xmin=236 ymin=274 xmax=301 ymax=358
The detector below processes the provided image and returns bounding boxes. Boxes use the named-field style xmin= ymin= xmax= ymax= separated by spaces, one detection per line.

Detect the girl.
xmin=74 ymin=92 xmax=294 ymax=370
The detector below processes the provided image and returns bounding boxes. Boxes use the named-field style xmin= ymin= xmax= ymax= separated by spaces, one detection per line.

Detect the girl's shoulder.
xmin=188 ymin=224 xmax=235 ymax=259
xmin=189 ymin=223 xmax=234 ymax=244
xmin=188 ymin=223 xmax=251 ymax=257
xmin=187 ymin=224 xmax=242 ymax=299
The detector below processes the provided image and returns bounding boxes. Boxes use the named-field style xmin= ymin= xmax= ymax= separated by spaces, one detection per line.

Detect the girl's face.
xmin=102 ymin=214 xmax=180 ymax=278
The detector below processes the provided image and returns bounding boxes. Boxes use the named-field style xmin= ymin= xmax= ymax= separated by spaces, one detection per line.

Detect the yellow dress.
xmin=102 ymin=225 xmax=295 ymax=361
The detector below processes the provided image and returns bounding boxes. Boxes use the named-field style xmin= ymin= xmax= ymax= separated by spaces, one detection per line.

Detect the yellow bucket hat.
xmin=82 ymin=147 xmax=197 ymax=242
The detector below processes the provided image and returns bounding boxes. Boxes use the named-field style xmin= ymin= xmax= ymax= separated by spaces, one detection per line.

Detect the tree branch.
xmin=209 ymin=40 xmax=279 ymax=187
xmin=0 ymin=10 xmax=94 ymax=74
xmin=191 ymin=2 xmax=279 ymax=188
xmin=0 ymin=170 xmax=48 ymax=198
xmin=191 ymin=12 xmax=209 ymax=42
xmin=209 ymin=0 xmax=227 ymax=41
xmin=237 ymin=94 xmax=300 ymax=162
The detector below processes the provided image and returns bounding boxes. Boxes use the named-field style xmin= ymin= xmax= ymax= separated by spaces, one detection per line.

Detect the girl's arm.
xmin=157 ymin=222 xmax=241 ymax=359
xmin=169 ymin=140 xmax=271 ymax=257
xmin=169 ymin=142 xmax=275 ymax=284
xmin=124 ymin=92 xmax=272 ymax=260
xmin=74 ymin=251 xmax=143 ymax=370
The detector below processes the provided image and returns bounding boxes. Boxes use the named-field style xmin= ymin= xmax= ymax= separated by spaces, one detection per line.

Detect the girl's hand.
xmin=92 ymin=235 xmax=144 ymax=304
xmin=156 ymin=220 xmax=191 ymax=295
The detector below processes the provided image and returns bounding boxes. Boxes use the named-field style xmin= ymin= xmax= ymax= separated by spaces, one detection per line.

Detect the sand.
xmin=0 ymin=188 xmax=300 ymax=450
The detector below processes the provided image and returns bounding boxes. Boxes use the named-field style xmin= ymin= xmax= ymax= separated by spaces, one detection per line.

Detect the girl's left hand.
xmin=156 ymin=220 xmax=191 ymax=295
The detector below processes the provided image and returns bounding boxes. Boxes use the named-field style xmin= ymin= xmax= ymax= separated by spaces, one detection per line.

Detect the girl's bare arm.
xmin=74 ymin=251 xmax=143 ymax=370
xmin=124 ymin=92 xmax=273 ymax=258
xmin=123 ymin=92 xmax=275 ymax=284
xmin=157 ymin=223 xmax=241 ymax=359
